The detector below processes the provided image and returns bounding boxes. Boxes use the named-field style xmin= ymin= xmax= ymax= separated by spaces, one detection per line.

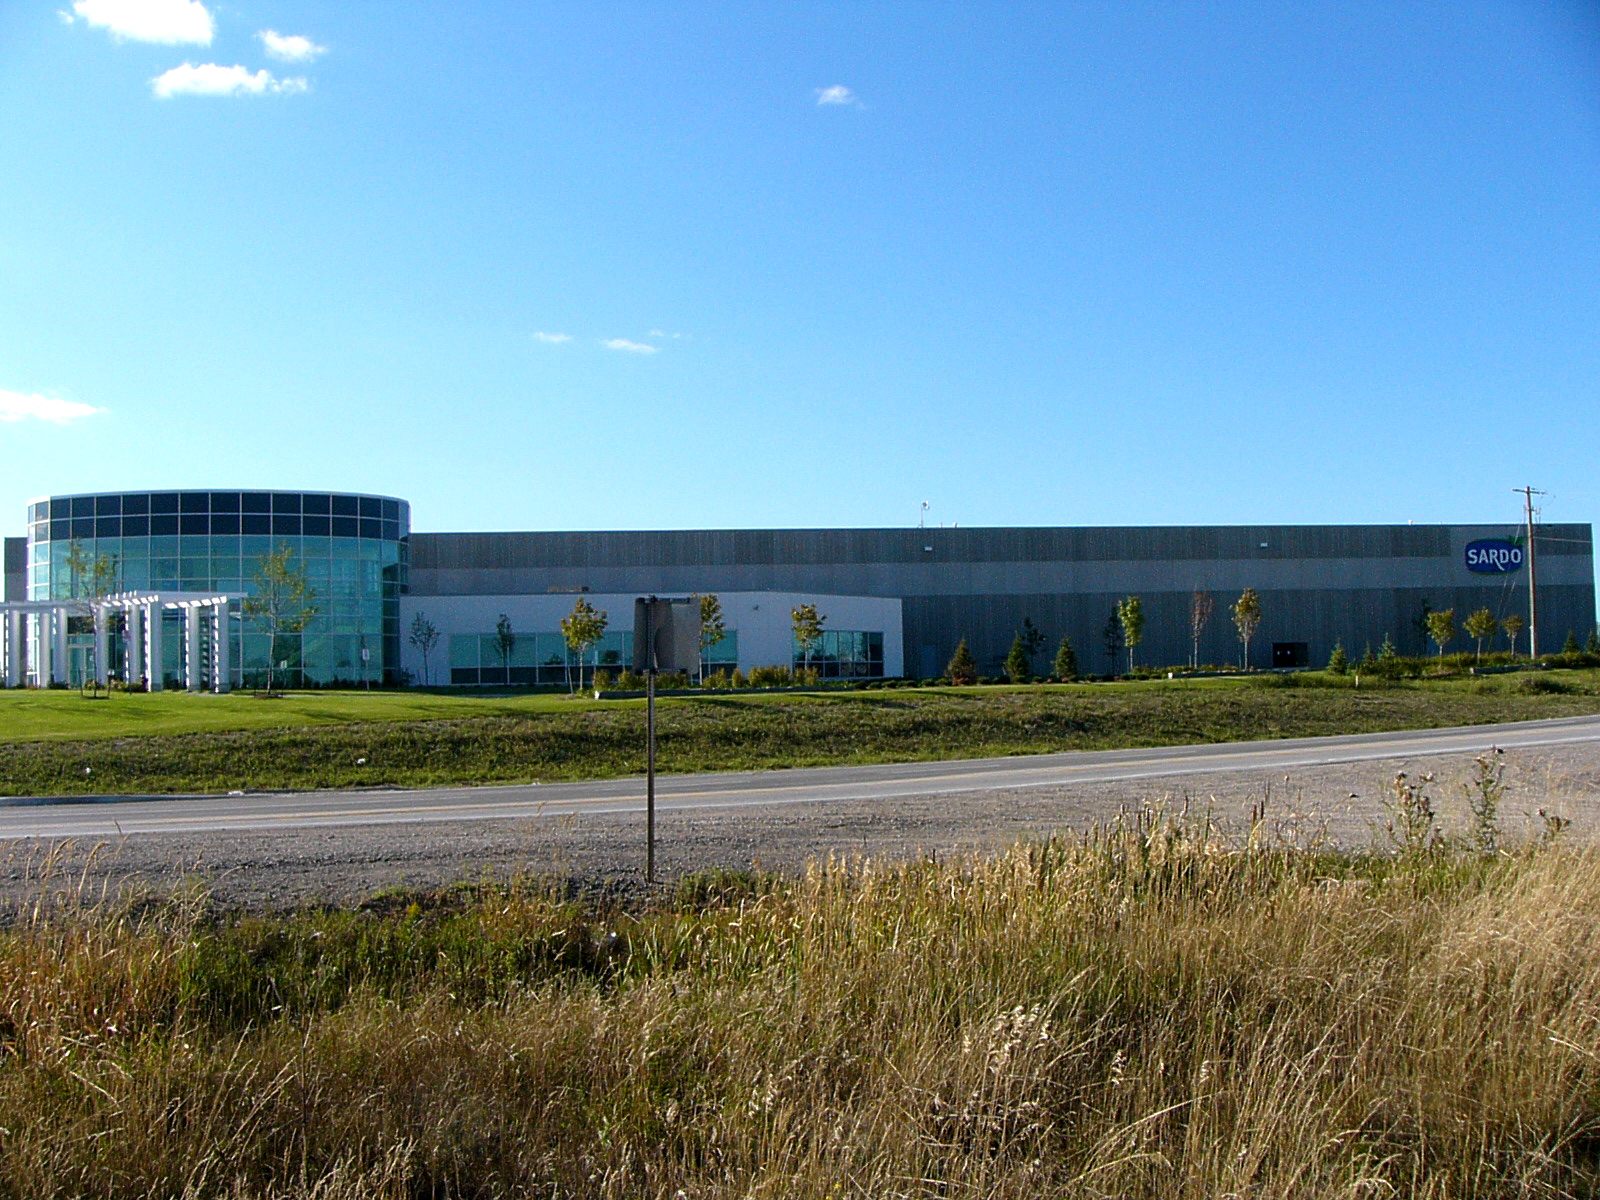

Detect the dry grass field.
xmin=1 ymin=787 xmax=1597 ymax=1198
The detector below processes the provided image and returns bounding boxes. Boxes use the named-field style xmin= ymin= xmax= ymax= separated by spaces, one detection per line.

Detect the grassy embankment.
xmin=2 ymin=672 xmax=1599 ymax=796
xmin=1 ymin=813 xmax=1597 ymax=1197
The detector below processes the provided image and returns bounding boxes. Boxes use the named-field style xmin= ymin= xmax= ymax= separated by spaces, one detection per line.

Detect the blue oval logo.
xmin=1465 ymin=539 xmax=1523 ymax=574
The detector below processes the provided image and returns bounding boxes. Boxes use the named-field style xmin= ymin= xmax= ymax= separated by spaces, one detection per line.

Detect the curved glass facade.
xmin=26 ymin=491 xmax=409 ymax=687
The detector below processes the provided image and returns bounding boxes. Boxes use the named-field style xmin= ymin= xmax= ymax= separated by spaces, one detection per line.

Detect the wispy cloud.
xmin=532 ymin=331 xmax=572 ymax=345
xmin=0 ymin=389 xmax=108 ymax=425
xmin=648 ymin=329 xmax=688 ymax=340
xmin=258 ymin=29 xmax=326 ymax=63
xmin=603 ymin=338 xmax=658 ymax=355
xmin=151 ymin=62 xmax=307 ymax=97
xmin=815 ymin=84 xmax=859 ymax=107
xmin=68 ymin=0 xmax=214 ymax=44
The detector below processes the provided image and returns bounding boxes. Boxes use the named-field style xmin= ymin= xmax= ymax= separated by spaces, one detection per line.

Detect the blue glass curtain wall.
xmin=27 ymin=491 xmax=410 ymax=688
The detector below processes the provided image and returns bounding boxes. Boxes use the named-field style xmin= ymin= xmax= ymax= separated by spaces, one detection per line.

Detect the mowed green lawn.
xmin=0 ymin=687 xmax=592 ymax=743
xmin=2 ymin=670 xmax=1597 ymax=745
xmin=0 ymin=677 xmax=1290 ymax=744
xmin=1 ymin=672 xmax=1599 ymax=796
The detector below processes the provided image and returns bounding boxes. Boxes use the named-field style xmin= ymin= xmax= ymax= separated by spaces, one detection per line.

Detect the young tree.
xmin=1019 ymin=618 xmax=1046 ymax=675
xmin=1462 ymin=608 xmax=1498 ymax=664
xmin=1004 ymin=634 xmax=1031 ymax=684
xmin=1501 ymin=613 xmax=1525 ymax=658
xmin=1588 ymin=629 xmax=1599 ymax=655
xmin=1188 ymin=590 xmax=1214 ymax=669
xmin=408 ymin=612 xmax=441 ymax=686
xmin=791 ymin=603 xmax=825 ymax=674
xmin=1053 ymin=635 xmax=1078 ymax=682
xmin=946 ymin=638 xmax=977 ymax=685
xmin=1563 ymin=630 xmax=1581 ymax=655
xmin=1378 ymin=634 xmax=1398 ymax=662
xmin=1117 ymin=595 xmax=1145 ymax=673
xmin=63 ymin=538 xmax=120 ymax=687
xmin=1327 ymin=641 xmax=1348 ymax=675
xmin=1102 ymin=613 xmax=1124 ymax=677
xmin=695 ymin=593 xmax=727 ymax=682
xmin=242 ymin=543 xmax=318 ymax=696
xmin=1411 ymin=599 xmax=1435 ymax=656
xmin=560 ymin=597 xmax=609 ymax=691
xmin=1232 ymin=588 xmax=1262 ymax=671
xmin=494 ymin=613 xmax=517 ymax=683
xmin=1425 ymin=608 xmax=1456 ymax=658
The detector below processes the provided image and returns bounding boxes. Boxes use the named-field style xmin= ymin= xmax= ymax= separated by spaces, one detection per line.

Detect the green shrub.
xmin=1004 ymin=635 xmax=1031 ymax=684
xmin=748 ymin=665 xmax=791 ymax=688
xmin=946 ymin=639 xmax=977 ymax=686
xmin=1327 ymin=642 xmax=1348 ymax=675
xmin=1053 ymin=636 xmax=1078 ymax=682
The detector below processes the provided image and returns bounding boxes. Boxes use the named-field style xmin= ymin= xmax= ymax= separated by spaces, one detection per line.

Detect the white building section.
xmin=399 ymin=592 xmax=904 ymax=685
xmin=0 ymin=592 xmax=238 ymax=692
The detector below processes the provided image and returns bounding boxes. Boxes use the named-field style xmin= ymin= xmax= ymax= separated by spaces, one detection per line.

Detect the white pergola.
xmin=0 ymin=591 xmax=239 ymax=692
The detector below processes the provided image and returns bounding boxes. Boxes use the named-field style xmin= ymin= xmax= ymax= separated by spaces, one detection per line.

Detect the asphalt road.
xmin=4 ymin=714 xmax=1598 ymax=841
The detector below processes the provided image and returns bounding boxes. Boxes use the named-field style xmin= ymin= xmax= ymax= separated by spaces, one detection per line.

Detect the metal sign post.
xmin=646 ymin=662 xmax=656 ymax=883
xmin=633 ymin=596 xmax=701 ymax=886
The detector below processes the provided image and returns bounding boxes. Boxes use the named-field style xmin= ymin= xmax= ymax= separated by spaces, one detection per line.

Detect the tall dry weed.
xmin=0 ymin=814 xmax=1597 ymax=1197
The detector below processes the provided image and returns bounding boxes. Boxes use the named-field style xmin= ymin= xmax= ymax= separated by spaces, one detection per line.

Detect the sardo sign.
xmin=1464 ymin=539 xmax=1524 ymax=574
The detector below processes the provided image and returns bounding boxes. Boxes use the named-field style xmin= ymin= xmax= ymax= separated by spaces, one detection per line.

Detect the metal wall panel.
xmin=407 ymin=524 xmax=1596 ymax=676
xmin=3 ymin=537 xmax=25 ymax=604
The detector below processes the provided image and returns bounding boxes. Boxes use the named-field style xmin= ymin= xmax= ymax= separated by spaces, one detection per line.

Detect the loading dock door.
xmin=1271 ymin=642 xmax=1309 ymax=668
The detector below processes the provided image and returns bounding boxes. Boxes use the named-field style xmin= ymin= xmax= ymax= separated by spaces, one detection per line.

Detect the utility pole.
xmin=1516 ymin=485 xmax=1544 ymax=659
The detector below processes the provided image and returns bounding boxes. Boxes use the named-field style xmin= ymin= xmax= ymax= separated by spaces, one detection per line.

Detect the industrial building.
xmin=3 ymin=491 xmax=1594 ymax=689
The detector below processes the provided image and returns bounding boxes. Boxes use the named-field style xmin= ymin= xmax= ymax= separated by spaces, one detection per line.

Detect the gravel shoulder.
xmin=4 ymin=739 xmax=1597 ymax=913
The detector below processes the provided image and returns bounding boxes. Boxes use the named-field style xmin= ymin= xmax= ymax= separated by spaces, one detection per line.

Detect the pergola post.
xmin=51 ymin=608 xmax=68 ymax=685
xmin=126 ymin=604 xmax=144 ymax=688
xmin=146 ymin=604 xmax=164 ymax=691
xmin=184 ymin=605 xmax=202 ymax=692
xmin=3 ymin=610 xmax=21 ymax=687
xmin=94 ymin=606 xmax=110 ymax=686
xmin=211 ymin=601 xmax=231 ymax=692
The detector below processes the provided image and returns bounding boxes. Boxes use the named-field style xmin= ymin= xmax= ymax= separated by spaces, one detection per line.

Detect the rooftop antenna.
xmin=919 ymin=501 xmax=929 ymax=529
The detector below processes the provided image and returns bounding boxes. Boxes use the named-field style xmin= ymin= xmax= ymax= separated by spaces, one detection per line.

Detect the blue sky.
xmin=1 ymin=1 xmax=1597 ymax=543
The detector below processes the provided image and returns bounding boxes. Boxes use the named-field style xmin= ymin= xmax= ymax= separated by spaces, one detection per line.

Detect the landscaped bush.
xmin=1518 ymin=674 xmax=1576 ymax=695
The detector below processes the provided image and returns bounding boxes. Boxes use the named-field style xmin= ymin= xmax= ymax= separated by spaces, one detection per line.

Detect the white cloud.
xmin=648 ymin=329 xmax=687 ymax=339
xmin=815 ymin=84 xmax=859 ymax=107
xmin=151 ymin=63 xmax=307 ymax=98
xmin=70 ymin=0 xmax=214 ymax=44
xmin=0 ymin=390 xmax=108 ymax=425
xmin=603 ymin=338 xmax=658 ymax=355
xmin=532 ymin=331 xmax=572 ymax=344
xmin=258 ymin=30 xmax=326 ymax=63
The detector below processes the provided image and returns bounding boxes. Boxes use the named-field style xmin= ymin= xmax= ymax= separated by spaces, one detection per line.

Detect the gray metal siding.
xmin=3 ymin=537 xmax=24 ymax=604
xmin=407 ymin=524 xmax=1596 ymax=676
xmin=412 ymin=523 xmax=1492 ymax=572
